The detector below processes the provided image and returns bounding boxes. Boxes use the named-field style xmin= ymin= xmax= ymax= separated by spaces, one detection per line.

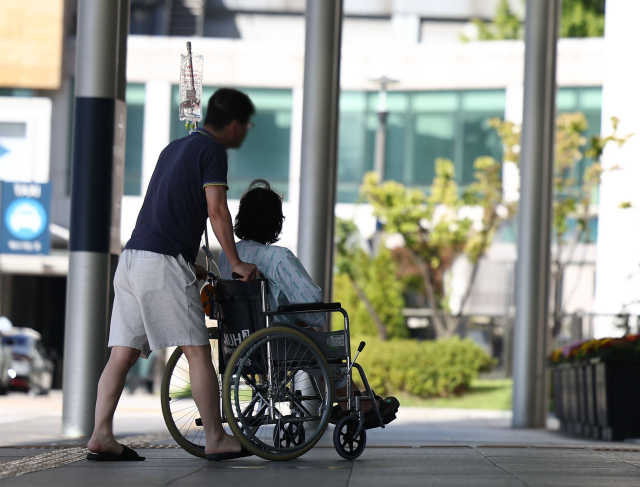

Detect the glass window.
xmin=385 ymin=111 xmax=411 ymax=183
xmin=170 ymin=87 xmax=291 ymax=200
xmin=460 ymin=91 xmax=505 ymax=184
xmin=410 ymin=112 xmax=456 ymax=186
xmin=124 ymin=83 xmax=146 ymax=196
xmin=130 ymin=0 xmax=167 ymax=35
xmin=556 ymin=89 xmax=579 ymax=111
xmin=498 ymin=216 xmax=599 ymax=244
xmin=336 ymin=89 xmax=505 ymax=201
xmin=0 ymin=88 xmax=33 ymax=97
xmin=337 ymin=92 xmax=375 ymax=202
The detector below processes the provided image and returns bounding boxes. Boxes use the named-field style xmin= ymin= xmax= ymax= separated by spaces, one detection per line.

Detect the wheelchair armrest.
xmin=277 ymin=302 xmax=342 ymax=313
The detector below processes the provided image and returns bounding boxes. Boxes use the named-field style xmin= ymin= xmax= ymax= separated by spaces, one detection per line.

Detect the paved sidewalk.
xmin=0 ymin=391 xmax=164 ymax=446
xmin=1 ymin=392 xmax=640 ymax=486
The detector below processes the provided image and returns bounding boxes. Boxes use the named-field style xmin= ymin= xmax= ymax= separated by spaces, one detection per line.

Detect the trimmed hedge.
xmin=350 ymin=335 xmax=495 ymax=398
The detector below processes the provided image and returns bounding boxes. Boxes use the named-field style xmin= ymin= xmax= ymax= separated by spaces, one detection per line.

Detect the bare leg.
xmin=181 ymin=344 xmax=241 ymax=455
xmin=87 ymin=346 xmax=140 ymax=454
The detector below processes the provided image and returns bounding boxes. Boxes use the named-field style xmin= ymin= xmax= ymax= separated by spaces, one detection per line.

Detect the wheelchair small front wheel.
xmin=333 ymin=416 xmax=366 ymax=460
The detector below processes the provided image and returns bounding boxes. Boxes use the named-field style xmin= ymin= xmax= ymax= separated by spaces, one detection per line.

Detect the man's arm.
xmin=205 ymin=185 xmax=258 ymax=282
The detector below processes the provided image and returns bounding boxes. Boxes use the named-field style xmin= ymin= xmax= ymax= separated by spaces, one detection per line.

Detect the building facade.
xmin=0 ymin=0 xmax=616 ymax=373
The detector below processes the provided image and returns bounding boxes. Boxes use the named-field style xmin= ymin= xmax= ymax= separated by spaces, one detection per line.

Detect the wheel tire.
xmin=160 ymin=340 xmax=223 ymax=459
xmin=223 ymin=326 xmax=333 ymax=461
xmin=333 ymin=416 xmax=367 ymax=460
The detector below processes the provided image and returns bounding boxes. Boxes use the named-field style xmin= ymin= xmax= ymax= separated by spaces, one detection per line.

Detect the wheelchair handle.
xmin=232 ymin=271 xmax=266 ymax=280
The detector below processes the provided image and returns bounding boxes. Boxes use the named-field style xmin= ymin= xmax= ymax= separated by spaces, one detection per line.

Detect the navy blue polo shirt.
xmin=125 ymin=129 xmax=228 ymax=263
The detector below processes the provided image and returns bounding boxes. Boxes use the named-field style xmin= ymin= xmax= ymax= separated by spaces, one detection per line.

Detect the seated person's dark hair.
xmin=204 ymin=88 xmax=255 ymax=131
xmin=234 ymin=180 xmax=284 ymax=245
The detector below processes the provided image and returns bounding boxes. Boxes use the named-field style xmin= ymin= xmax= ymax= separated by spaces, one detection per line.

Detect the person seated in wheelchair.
xmin=218 ymin=179 xmax=399 ymax=429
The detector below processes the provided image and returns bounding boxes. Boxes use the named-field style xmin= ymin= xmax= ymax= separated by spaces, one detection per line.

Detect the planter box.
xmin=595 ymin=359 xmax=640 ymax=441
xmin=584 ymin=363 xmax=600 ymax=439
xmin=553 ymin=359 xmax=640 ymax=441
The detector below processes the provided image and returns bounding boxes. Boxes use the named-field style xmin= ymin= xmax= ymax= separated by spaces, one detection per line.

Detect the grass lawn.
xmin=396 ymin=378 xmax=513 ymax=410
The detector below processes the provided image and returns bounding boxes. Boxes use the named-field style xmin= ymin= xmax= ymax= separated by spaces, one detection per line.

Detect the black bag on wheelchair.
xmin=215 ymin=278 xmax=267 ymax=373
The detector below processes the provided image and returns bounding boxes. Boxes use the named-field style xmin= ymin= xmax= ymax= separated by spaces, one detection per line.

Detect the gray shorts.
xmin=108 ymin=249 xmax=209 ymax=358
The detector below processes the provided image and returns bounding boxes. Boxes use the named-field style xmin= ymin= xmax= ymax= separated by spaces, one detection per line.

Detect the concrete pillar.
xmin=62 ymin=0 xmax=125 ymax=438
xmin=512 ymin=0 xmax=561 ymax=429
xmin=297 ymin=0 xmax=343 ymax=302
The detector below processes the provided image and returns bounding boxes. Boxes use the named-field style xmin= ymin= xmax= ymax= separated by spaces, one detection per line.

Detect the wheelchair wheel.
xmin=333 ymin=416 xmax=366 ymax=460
xmin=160 ymin=332 xmax=224 ymax=459
xmin=222 ymin=326 xmax=333 ymax=461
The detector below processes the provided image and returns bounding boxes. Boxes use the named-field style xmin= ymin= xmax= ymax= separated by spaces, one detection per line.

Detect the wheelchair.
xmin=160 ymin=271 xmax=387 ymax=461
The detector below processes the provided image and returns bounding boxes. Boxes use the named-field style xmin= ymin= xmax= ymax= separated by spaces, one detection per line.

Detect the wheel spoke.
xmin=225 ymin=329 xmax=332 ymax=458
xmin=162 ymin=344 xmax=224 ymax=454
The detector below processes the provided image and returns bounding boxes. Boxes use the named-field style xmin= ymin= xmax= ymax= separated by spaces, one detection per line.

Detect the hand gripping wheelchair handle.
xmin=231 ymin=271 xmax=266 ymax=280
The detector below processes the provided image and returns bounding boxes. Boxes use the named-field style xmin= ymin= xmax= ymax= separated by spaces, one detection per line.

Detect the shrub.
xmin=331 ymin=248 xmax=409 ymax=339
xmin=349 ymin=335 xmax=495 ymax=398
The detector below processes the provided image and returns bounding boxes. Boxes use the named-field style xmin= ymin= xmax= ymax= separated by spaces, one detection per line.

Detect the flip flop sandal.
xmin=86 ymin=445 xmax=145 ymax=461
xmin=206 ymin=446 xmax=254 ymax=461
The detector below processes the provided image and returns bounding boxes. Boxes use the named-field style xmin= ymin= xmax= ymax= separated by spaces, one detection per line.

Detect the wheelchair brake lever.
xmin=347 ymin=341 xmax=366 ymax=374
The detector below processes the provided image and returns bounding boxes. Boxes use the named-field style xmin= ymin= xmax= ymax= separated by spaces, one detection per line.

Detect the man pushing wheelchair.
xmin=86 ymin=89 xmax=398 ymax=464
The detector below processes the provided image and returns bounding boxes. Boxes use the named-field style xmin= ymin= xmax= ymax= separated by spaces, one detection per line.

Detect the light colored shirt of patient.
xmin=217 ymin=239 xmax=326 ymax=329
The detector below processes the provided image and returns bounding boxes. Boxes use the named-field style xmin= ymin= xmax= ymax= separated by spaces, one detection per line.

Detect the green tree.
xmin=467 ymin=0 xmax=523 ymax=41
xmin=463 ymin=0 xmax=605 ymax=42
xmin=361 ymin=154 xmax=510 ymax=337
xmin=334 ymin=218 xmax=408 ymax=340
xmin=561 ymin=0 xmax=605 ymax=38
xmin=361 ymin=113 xmax=630 ymax=339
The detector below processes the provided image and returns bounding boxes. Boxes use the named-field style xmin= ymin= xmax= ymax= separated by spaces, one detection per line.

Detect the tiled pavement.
xmin=1 ymin=392 xmax=640 ymax=486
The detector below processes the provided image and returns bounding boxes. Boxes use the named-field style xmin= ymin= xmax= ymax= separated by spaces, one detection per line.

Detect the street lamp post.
xmin=369 ymin=76 xmax=398 ymax=255
xmin=370 ymin=76 xmax=398 ymax=181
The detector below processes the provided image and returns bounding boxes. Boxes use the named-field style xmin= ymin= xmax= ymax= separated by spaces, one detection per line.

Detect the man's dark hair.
xmin=234 ymin=180 xmax=284 ymax=245
xmin=204 ymin=88 xmax=255 ymax=131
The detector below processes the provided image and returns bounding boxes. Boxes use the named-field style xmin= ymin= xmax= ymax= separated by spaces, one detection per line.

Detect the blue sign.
xmin=1 ymin=182 xmax=51 ymax=254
